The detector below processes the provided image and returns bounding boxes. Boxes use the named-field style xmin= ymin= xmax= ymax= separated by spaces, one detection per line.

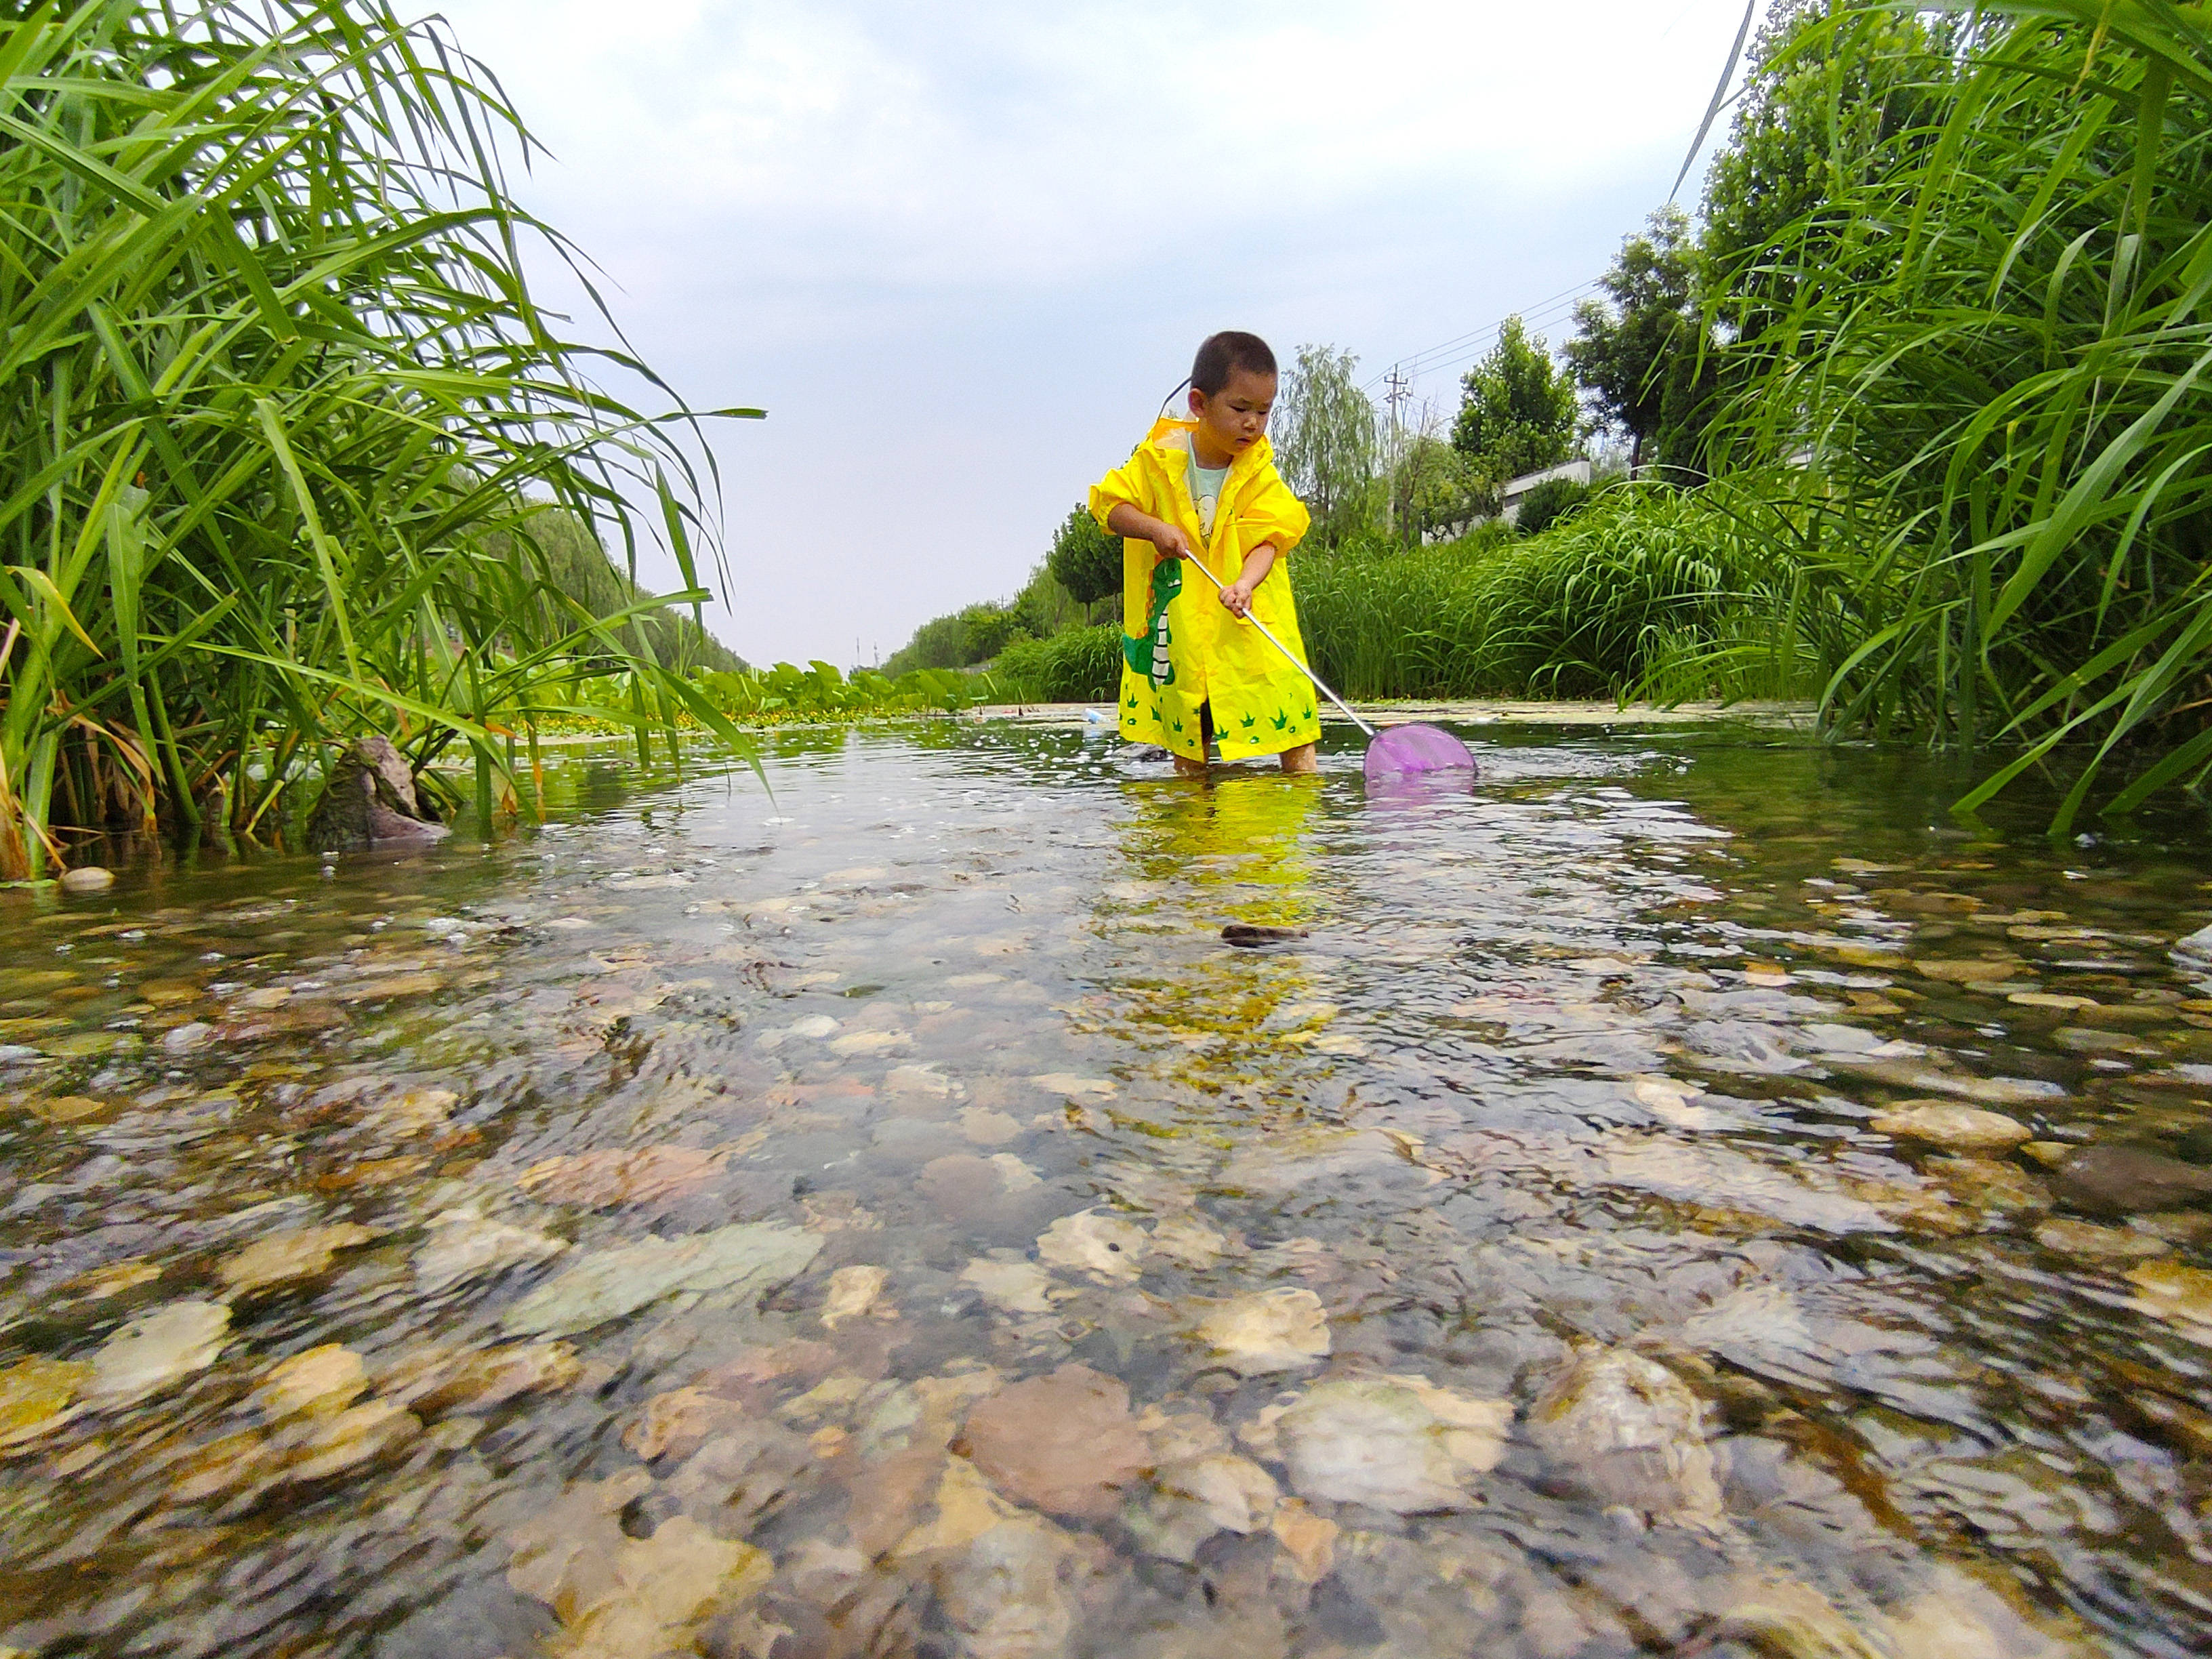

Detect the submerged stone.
xmin=1127 ymin=1450 xmax=1281 ymax=1562
xmin=623 ymin=1386 xmax=752 ymax=1462
xmin=515 ymin=1144 xmax=728 ymax=1207
xmin=2127 ymin=1260 xmax=2212 ymax=1340
xmin=1870 ymin=1101 xmax=2032 ymax=1151
xmin=2052 ymin=1145 xmax=2212 ymax=1214
xmin=85 ymin=1299 xmax=231 ymax=1406
xmin=959 ymin=1363 xmax=1151 ymax=1519
xmin=0 ymin=1356 xmax=94 ymax=1448
xmin=1526 ymin=1347 xmax=1723 ymax=1525
xmin=1193 ymin=1288 xmax=1330 ymax=1376
xmin=961 ymin=1258 xmax=1058 ymax=1314
xmin=252 ymin=1344 xmax=368 ymax=1418
xmin=413 ymin=1210 xmax=569 ymax=1291
xmin=959 ymin=1106 xmax=1025 ymax=1145
xmin=1036 ymin=1210 xmax=1150 ymax=1280
xmin=501 ymin=1223 xmax=823 ymax=1336
xmin=543 ymin=1510 xmax=769 ymax=1659
xmin=820 ymin=1263 xmax=890 ymax=1328
xmin=1275 ymin=1377 xmax=1492 ymax=1514
xmin=306 ymin=733 xmax=449 ymax=851
xmin=2032 ymin=1218 xmax=2168 ymax=1262
xmin=388 ymin=1339 xmax=582 ymax=1416
xmin=219 ymin=1223 xmax=377 ymax=1294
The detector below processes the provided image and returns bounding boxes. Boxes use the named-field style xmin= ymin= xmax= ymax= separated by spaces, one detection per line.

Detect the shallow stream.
xmin=5 ymin=720 xmax=2212 ymax=1658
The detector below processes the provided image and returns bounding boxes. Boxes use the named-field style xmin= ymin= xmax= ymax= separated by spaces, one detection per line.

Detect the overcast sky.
xmin=432 ymin=0 xmax=1761 ymax=668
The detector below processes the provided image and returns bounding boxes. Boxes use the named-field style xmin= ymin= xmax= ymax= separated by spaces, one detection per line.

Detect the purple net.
xmin=1363 ymin=722 xmax=1477 ymax=784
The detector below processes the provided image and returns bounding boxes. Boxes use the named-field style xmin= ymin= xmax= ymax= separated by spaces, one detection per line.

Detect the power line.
xmin=1361 ymin=276 xmax=1605 ymax=395
xmin=1389 ymin=279 xmax=1598 ymax=372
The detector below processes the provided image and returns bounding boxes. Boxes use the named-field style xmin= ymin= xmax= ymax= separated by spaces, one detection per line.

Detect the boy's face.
xmin=1188 ymin=367 xmax=1276 ymax=459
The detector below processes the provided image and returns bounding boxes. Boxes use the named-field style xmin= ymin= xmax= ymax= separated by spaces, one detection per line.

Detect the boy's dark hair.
xmin=1191 ymin=331 xmax=1277 ymax=396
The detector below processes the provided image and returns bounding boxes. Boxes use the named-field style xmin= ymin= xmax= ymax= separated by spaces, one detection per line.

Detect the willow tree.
xmin=1273 ymin=344 xmax=1377 ymax=544
xmin=0 ymin=0 xmax=758 ymax=878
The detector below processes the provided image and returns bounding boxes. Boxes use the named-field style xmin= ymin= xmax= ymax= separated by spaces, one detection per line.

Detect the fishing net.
xmin=1363 ymin=722 xmax=1477 ymax=784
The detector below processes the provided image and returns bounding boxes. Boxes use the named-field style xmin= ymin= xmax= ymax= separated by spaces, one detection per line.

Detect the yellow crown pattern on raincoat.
xmin=1088 ymin=417 xmax=1319 ymax=763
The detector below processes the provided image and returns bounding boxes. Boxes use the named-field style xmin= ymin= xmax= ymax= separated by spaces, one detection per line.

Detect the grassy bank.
xmin=0 ymin=1 xmax=754 ymax=875
xmin=981 ymin=483 xmax=1823 ymax=709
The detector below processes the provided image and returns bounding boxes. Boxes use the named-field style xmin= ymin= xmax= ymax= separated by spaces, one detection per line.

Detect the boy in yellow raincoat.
xmin=1088 ymin=331 xmax=1319 ymax=777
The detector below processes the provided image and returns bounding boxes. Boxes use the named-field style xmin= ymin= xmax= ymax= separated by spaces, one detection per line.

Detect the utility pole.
xmin=1383 ymin=364 xmax=1413 ymax=537
xmin=1384 ymin=364 xmax=1413 ymax=445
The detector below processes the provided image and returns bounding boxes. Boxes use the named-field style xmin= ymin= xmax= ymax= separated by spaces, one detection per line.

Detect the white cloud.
xmin=430 ymin=0 xmax=1762 ymax=664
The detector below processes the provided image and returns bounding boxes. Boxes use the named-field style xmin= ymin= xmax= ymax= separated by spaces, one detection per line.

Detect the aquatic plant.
xmin=0 ymin=0 xmax=756 ymax=876
xmin=689 ymin=661 xmax=986 ymax=720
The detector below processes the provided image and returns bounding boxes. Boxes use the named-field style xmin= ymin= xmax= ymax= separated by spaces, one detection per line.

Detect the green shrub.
xmin=992 ymin=626 xmax=1122 ymax=703
xmin=1291 ymin=483 xmax=1816 ymax=703
xmin=1513 ymin=478 xmax=1592 ymax=537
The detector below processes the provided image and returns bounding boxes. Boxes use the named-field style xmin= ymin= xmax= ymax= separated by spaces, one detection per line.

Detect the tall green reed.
xmin=0 ymin=0 xmax=758 ymax=876
xmin=1711 ymin=0 xmax=2212 ymax=828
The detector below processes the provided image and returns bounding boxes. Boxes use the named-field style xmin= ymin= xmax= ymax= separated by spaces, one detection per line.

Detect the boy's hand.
xmin=1218 ymin=577 xmax=1256 ymax=617
xmin=1150 ymin=524 xmax=1193 ymax=563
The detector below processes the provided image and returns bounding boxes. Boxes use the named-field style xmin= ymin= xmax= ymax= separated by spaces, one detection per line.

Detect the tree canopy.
xmin=1047 ymin=505 xmax=1122 ymax=607
xmin=1564 ymin=207 xmax=1698 ymax=470
xmin=1451 ymin=318 xmax=1579 ymax=484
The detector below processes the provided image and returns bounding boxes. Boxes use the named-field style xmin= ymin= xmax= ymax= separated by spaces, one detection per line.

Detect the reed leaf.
xmin=1704 ymin=0 xmax=2212 ymax=819
xmin=0 ymin=0 xmax=761 ymax=876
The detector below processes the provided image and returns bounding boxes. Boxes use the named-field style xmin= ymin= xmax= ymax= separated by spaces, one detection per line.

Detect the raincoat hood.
xmin=1139 ymin=415 xmax=1277 ymax=479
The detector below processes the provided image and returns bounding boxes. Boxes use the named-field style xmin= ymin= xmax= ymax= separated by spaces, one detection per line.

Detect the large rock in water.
xmin=1526 ymin=1347 xmax=1724 ymax=1526
xmin=957 ymin=1364 xmax=1151 ymax=1519
xmin=306 ymin=734 xmax=449 ymax=852
xmin=2053 ymin=1145 xmax=2212 ymax=1214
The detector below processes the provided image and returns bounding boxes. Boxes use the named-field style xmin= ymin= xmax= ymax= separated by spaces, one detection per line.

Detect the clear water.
xmin=3 ymin=721 xmax=2211 ymax=1658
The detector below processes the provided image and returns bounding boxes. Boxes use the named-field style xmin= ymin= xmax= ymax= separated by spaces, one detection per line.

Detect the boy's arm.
xmin=1090 ymin=457 xmax=1193 ymax=564
xmin=1218 ymin=465 xmax=1308 ymax=615
xmin=1218 ymin=544 xmax=1277 ymax=617
xmin=1105 ymin=502 xmax=1193 ymax=563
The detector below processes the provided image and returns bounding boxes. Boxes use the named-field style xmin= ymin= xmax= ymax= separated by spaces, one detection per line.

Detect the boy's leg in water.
xmin=1175 ymin=702 xmax=1213 ymax=777
xmin=1279 ymin=741 xmax=1318 ymax=775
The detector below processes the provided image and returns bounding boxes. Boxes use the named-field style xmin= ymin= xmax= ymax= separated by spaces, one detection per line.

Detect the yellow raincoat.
xmin=1088 ymin=417 xmax=1318 ymax=761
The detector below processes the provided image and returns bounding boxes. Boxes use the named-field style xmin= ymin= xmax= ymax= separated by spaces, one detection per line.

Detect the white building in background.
xmin=1498 ymin=459 xmax=1593 ymax=526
